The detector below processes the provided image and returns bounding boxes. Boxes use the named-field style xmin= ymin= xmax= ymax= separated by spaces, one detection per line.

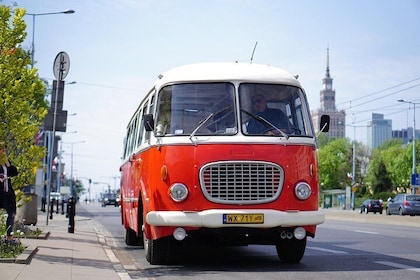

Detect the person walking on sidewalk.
xmin=0 ymin=142 xmax=18 ymax=241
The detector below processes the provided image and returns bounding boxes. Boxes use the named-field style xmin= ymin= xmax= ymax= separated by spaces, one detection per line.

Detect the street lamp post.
xmin=398 ymin=99 xmax=419 ymax=193
xmin=62 ymin=141 xmax=85 ymax=197
xmin=339 ymin=121 xmax=365 ymax=210
xmin=26 ymin=9 xmax=75 ymax=68
xmin=57 ymin=131 xmax=77 ymax=193
xmin=346 ymin=124 xmax=358 ymax=210
xmin=351 ymin=125 xmax=356 ymax=209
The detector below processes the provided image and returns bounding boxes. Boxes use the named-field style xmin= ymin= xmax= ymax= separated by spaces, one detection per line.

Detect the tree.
xmin=316 ymin=133 xmax=331 ymax=148
xmin=318 ymin=138 xmax=352 ymax=190
xmin=63 ymin=179 xmax=86 ymax=200
xmin=379 ymin=139 xmax=406 ymax=191
xmin=0 ymin=6 xmax=48 ymax=203
xmin=372 ymin=161 xmax=393 ymax=193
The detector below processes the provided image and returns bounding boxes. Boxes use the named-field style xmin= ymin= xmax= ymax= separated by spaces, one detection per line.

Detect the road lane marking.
xmin=307 ymin=246 xmax=348 ymax=254
xmin=353 ymin=230 xmax=379 ymax=235
xmin=375 ymin=261 xmax=420 ymax=273
xmin=92 ymin=220 xmax=133 ymax=280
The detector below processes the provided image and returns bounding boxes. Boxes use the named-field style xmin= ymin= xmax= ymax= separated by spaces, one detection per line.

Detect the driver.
xmin=247 ymin=94 xmax=290 ymax=134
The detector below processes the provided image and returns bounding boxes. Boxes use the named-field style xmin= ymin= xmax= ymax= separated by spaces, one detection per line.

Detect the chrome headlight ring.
xmin=295 ymin=182 xmax=312 ymax=200
xmin=169 ymin=183 xmax=189 ymax=202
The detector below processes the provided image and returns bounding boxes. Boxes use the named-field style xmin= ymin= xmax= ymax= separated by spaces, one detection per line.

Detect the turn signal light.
xmin=160 ymin=165 xmax=168 ymax=181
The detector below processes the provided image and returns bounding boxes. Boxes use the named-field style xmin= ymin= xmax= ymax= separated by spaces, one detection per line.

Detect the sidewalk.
xmin=0 ymin=203 xmax=122 ymax=280
xmin=322 ymin=208 xmax=420 ymax=227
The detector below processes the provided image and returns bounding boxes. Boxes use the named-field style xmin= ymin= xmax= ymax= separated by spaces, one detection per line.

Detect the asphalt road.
xmin=82 ymin=203 xmax=420 ymax=280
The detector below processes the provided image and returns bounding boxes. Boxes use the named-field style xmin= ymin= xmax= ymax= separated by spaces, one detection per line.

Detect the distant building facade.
xmin=367 ymin=113 xmax=392 ymax=149
xmin=392 ymin=127 xmax=420 ymax=144
xmin=312 ymin=48 xmax=346 ymax=138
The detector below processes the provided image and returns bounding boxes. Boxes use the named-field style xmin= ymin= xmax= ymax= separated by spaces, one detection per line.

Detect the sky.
xmin=3 ymin=0 xmax=420 ymax=199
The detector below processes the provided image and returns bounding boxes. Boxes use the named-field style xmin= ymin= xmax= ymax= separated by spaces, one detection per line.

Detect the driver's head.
xmin=251 ymin=94 xmax=267 ymax=113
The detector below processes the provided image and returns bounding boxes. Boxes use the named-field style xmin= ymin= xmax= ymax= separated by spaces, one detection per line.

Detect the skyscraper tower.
xmin=312 ymin=48 xmax=346 ymax=138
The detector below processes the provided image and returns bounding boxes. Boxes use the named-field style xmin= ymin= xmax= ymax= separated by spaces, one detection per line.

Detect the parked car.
xmin=386 ymin=194 xmax=420 ymax=216
xmin=360 ymin=199 xmax=383 ymax=214
xmin=50 ymin=192 xmax=62 ymax=201
xmin=49 ymin=192 xmax=64 ymax=206
xmin=101 ymin=193 xmax=118 ymax=207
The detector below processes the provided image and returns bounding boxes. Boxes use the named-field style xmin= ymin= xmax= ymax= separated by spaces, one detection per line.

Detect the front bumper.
xmin=146 ymin=209 xmax=325 ymax=228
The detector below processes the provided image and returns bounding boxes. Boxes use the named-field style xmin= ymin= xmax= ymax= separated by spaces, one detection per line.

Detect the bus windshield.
xmin=154 ymin=82 xmax=311 ymax=137
xmin=155 ymin=83 xmax=236 ymax=136
xmin=239 ymin=83 xmax=309 ymax=136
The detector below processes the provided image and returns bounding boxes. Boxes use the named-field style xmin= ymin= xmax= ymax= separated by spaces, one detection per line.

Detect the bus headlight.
xmin=169 ymin=183 xmax=188 ymax=202
xmin=295 ymin=182 xmax=311 ymax=200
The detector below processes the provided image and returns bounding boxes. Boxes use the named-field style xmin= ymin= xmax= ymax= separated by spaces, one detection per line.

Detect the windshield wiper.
xmin=241 ymin=109 xmax=289 ymax=139
xmin=189 ymin=106 xmax=231 ymax=144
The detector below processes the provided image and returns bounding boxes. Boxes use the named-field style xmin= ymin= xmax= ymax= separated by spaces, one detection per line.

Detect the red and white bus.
xmin=120 ymin=62 xmax=329 ymax=264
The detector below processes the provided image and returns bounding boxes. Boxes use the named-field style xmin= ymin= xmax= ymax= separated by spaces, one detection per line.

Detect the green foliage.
xmin=373 ymin=161 xmax=393 ymax=193
xmin=0 ymin=210 xmax=25 ymax=258
xmin=0 ymin=237 xmax=25 ymax=258
xmin=62 ymin=179 xmax=86 ymax=198
xmin=0 ymin=6 xmax=48 ymax=202
xmin=365 ymin=139 xmax=417 ymax=194
xmin=316 ymin=133 xmax=331 ymax=148
xmin=73 ymin=179 xmax=86 ymax=198
xmin=318 ymin=135 xmax=419 ymax=198
xmin=377 ymin=138 xmax=403 ymax=150
xmin=13 ymin=218 xmax=42 ymax=238
xmin=318 ymin=138 xmax=352 ymax=190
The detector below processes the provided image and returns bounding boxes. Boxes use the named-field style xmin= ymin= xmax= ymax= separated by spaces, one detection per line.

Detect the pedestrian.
xmin=0 ymin=142 xmax=19 ymax=241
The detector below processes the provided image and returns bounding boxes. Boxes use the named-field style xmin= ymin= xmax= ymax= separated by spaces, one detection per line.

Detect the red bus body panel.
xmin=121 ymin=143 xmax=320 ymax=240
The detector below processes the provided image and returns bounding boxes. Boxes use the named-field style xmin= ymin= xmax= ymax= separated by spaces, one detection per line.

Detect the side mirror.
xmin=143 ymin=114 xmax=154 ymax=131
xmin=320 ymin=115 xmax=330 ymax=132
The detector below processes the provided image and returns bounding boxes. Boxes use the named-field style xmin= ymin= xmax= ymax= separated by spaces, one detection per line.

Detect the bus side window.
xmin=132 ymin=115 xmax=139 ymax=150
xmin=137 ymin=104 xmax=147 ymax=146
xmin=125 ymin=124 xmax=135 ymax=159
xmin=123 ymin=127 xmax=131 ymax=160
xmin=145 ymin=95 xmax=155 ymax=142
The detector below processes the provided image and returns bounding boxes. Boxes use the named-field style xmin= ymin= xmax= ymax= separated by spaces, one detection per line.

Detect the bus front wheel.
xmin=144 ymin=235 xmax=172 ymax=265
xmin=275 ymin=236 xmax=307 ymax=263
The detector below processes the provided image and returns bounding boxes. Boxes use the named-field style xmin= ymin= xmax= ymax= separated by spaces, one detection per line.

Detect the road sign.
xmin=50 ymin=80 xmax=65 ymax=111
xmin=411 ymin=173 xmax=419 ymax=187
xmin=351 ymin=183 xmax=359 ymax=192
xmin=43 ymin=110 xmax=67 ymax=132
xmin=53 ymin=51 xmax=70 ymax=80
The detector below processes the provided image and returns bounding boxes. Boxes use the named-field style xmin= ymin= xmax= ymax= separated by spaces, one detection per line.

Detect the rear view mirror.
xmin=320 ymin=115 xmax=330 ymax=132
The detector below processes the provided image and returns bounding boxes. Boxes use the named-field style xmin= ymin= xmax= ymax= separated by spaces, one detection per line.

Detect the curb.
xmin=0 ymin=230 xmax=50 ymax=264
xmin=15 ymin=245 xmax=39 ymax=264
xmin=0 ymin=245 xmax=38 ymax=264
xmin=30 ymin=231 xmax=51 ymax=240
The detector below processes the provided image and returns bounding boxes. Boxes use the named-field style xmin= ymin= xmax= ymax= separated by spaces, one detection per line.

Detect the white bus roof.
xmin=154 ymin=62 xmax=301 ymax=88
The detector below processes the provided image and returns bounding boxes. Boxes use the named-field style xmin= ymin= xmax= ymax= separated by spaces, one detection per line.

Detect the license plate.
xmin=223 ymin=213 xmax=264 ymax=224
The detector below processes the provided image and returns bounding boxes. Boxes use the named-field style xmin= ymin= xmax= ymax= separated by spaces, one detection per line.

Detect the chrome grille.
xmin=199 ymin=161 xmax=283 ymax=204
